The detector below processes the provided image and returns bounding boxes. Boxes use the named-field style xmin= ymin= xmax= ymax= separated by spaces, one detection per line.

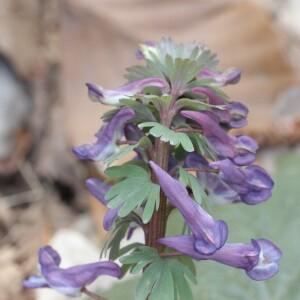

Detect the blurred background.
xmin=0 ymin=0 xmax=300 ymax=299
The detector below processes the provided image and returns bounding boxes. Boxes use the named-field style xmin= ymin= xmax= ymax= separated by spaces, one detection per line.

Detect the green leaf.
xmin=135 ymin=261 xmax=162 ymax=300
xmin=105 ymin=164 xmax=148 ymax=179
xmin=179 ymin=167 xmax=206 ymax=204
xmin=142 ymin=184 xmax=160 ymax=223
xmin=149 ymin=261 xmax=174 ymax=300
xmin=104 ymin=144 xmax=138 ymax=165
xmin=176 ymin=98 xmax=224 ymax=112
xmin=125 ymin=38 xmax=218 ymax=90
xmin=101 ymin=108 xmax=121 ymax=122
xmin=139 ymin=122 xmax=194 ymax=152
xmin=120 ymin=246 xmax=158 ymax=266
xmin=120 ymin=99 xmax=156 ymax=122
xmin=106 ymin=164 xmax=160 ymax=222
xmin=190 ymin=133 xmax=217 ymax=160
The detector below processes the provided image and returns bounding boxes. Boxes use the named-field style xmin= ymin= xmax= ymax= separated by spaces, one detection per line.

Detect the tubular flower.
xmin=192 ymin=87 xmax=226 ymax=105
xmin=233 ymin=135 xmax=258 ymax=166
xmin=198 ymin=67 xmax=241 ymax=86
xmin=85 ymin=178 xmax=118 ymax=230
xmin=149 ymin=161 xmax=228 ymax=255
xmin=185 ymin=153 xmax=240 ymax=204
xmin=72 ymin=108 xmax=135 ymax=161
xmin=181 ymin=110 xmax=236 ymax=158
xmin=185 ymin=154 xmax=273 ymax=205
xmin=158 ymin=235 xmax=281 ymax=281
xmin=86 ymin=77 xmax=168 ymax=105
xmin=226 ymin=101 xmax=249 ymax=128
xmin=191 ymin=88 xmax=248 ymax=129
xmin=210 ymin=159 xmax=274 ymax=205
xmin=23 ymin=246 xmax=121 ymax=297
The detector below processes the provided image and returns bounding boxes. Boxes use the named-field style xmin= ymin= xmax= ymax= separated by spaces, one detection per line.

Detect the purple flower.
xmin=226 ymin=101 xmax=249 ymax=128
xmin=158 ymin=235 xmax=281 ymax=281
xmin=241 ymin=165 xmax=274 ymax=205
xmin=191 ymin=87 xmax=226 ymax=105
xmin=198 ymin=68 xmax=241 ymax=86
xmin=72 ymin=108 xmax=135 ymax=161
xmin=149 ymin=161 xmax=228 ymax=255
xmin=23 ymin=246 xmax=121 ymax=297
xmin=86 ymin=77 xmax=167 ymax=105
xmin=86 ymin=178 xmax=119 ymax=231
xmin=185 ymin=153 xmax=240 ymax=204
xmin=233 ymin=135 xmax=258 ymax=166
xmin=210 ymin=159 xmax=274 ymax=205
xmin=185 ymin=154 xmax=273 ymax=205
xmin=181 ymin=110 xmax=236 ymax=158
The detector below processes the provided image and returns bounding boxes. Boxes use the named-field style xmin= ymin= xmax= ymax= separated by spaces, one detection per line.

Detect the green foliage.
xmin=179 ymin=167 xmax=207 ymax=204
xmin=190 ymin=133 xmax=217 ymax=160
xmin=105 ymin=164 xmax=160 ymax=223
xmin=104 ymin=143 xmax=138 ymax=165
xmin=120 ymin=246 xmax=196 ymax=300
xmin=120 ymin=99 xmax=157 ymax=123
xmin=139 ymin=122 xmax=194 ymax=152
xmin=101 ymin=215 xmax=143 ymax=260
xmin=176 ymin=98 xmax=214 ymax=111
xmin=125 ymin=38 xmax=218 ymax=90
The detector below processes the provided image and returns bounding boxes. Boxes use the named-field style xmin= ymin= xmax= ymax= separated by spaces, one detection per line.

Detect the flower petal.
xmin=149 ymin=161 xmax=228 ymax=254
xmin=241 ymin=165 xmax=274 ymax=204
xmin=158 ymin=235 xmax=259 ymax=271
xmin=246 ymin=239 xmax=282 ymax=281
xmin=36 ymin=246 xmax=122 ymax=296
xmin=39 ymin=246 xmax=61 ymax=268
xmin=227 ymin=101 xmax=248 ymax=128
xmin=198 ymin=68 xmax=241 ymax=86
xmin=181 ymin=110 xmax=235 ymax=158
xmin=159 ymin=235 xmax=281 ymax=280
xmin=73 ymin=108 xmax=135 ymax=161
xmin=85 ymin=178 xmax=118 ymax=230
xmin=42 ymin=261 xmax=121 ymax=297
xmin=191 ymin=87 xmax=226 ymax=105
xmin=233 ymin=135 xmax=258 ymax=166
xmin=23 ymin=276 xmax=49 ymax=288
xmin=86 ymin=77 xmax=167 ymax=105
xmin=185 ymin=153 xmax=240 ymax=204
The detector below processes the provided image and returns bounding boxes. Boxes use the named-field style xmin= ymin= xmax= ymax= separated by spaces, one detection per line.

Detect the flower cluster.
xmin=25 ymin=38 xmax=281 ymax=299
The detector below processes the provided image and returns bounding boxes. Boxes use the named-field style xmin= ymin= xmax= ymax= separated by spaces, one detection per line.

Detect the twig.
xmin=82 ymin=287 xmax=106 ymax=300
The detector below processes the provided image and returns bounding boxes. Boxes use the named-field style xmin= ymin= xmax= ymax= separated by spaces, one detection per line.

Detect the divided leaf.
xmin=179 ymin=167 xmax=207 ymax=204
xmin=120 ymin=247 xmax=196 ymax=300
xmin=104 ymin=143 xmax=138 ymax=165
xmin=139 ymin=122 xmax=194 ymax=152
xmin=190 ymin=133 xmax=217 ymax=160
xmin=105 ymin=164 xmax=160 ymax=223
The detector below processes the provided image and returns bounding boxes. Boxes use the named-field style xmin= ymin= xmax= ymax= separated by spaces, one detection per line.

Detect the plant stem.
xmin=82 ymin=287 xmax=106 ymax=300
xmin=145 ymin=99 xmax=177 ymax=252
xmin=146 ymin=138 xmax=169 ymax=252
